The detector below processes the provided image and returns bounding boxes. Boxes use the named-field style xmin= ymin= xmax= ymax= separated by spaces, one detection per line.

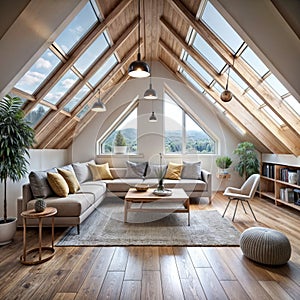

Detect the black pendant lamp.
xmin=220 ymin=58 xmax=234 ymax=102
xmin=148 ymin=99 xmax=157 ymax=122
xmin=91 ymin=89 xmax=106 ymax=112
xmin=128 ymin=0 xmax=150 ymax=78
xmin=144 ymin=80 xmax=157 ymax=99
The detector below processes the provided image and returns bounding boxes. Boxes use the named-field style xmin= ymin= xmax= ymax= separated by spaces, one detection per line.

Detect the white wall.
xmin=0 ymin=149 xmax=69 ymax=218
xmin=71 ymin=62 xmax=244 ymax=191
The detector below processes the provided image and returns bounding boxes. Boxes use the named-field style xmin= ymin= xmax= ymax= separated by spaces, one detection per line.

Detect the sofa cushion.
xmin=47 ymin=172 xmax=69 ymax=197
xmin=161 ymin=179 xmax=207 ymax=191
xmin=165 ymin=162 xmax=183 ymax=180
xmin=88 ymin=163 xmax=113 ymax=180
xmin=146 ymin=164 xmax=167 ymax=178
xmin=80 ymin=181 xmax=107 ymax=200
xmin=72 ymin=160 xmax=95 ymax=183
xmin=58 ymin=168 xmax=80 ymax=194
xmin=29 ymin=168 xmax=57 ymax=198
xmin=125 ymin=161 xmax=148 ymax=178
xmin=181 ymin=161 xmax=201 ymax=179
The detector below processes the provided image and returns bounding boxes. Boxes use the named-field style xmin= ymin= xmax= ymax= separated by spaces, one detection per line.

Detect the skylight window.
xmin=262 ymin=106 xmax=284 ymax=126
xmin=203 ymin=92 xmax=216 ymax=104
xmin=240 ymin=46 xmax=269 ymax=77
xmin=74 ymin=33 xmax=109 ymax=75
xmin=229 ymin=68 xmax=248 ymax=90
xmin=264 ymin=74 xmax=289 ymax=97
xmin=25 ymin=104 xmax=50 ymax=127
xmin=193 ymin=33 xmax=226 ymax=72
xmin=77 ymin=104 xmax=90 ymax=119
xmin=247 ymin=89 xmax=264 ymax=106
xmin=43 ymin=70 xmax=79 ymax=105
xmin=15 ymin=49 xmax=60 ymax=94
xmin=89 ymin=54 xmax=118 ymax=87
xmin=201 ymin=1 xmax=243 ymax=53
xmin=54 ymin=2 xmax=98 ymax=55
xmin=284 ymin=95 xmax=300 ymax=116
xmin=181 ymin=69 xmax=205 ymax=93
xmin=185 ymin=55 xmax=213 ymax=84
xmin=63 ymin=85 xmax=90 ymax=112
xmin=212 ymin=81 xmax=224 ymax=94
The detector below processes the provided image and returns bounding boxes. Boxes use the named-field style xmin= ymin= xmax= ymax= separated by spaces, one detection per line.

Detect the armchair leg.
xmin=222 ymin=198 xmax=232 ymax=218
xmin=77 ymin=224 xmax=80 ymax=235
xmin=246 ymin=201 xmax=257 ymax=221
xmin=232 ymin=200 xmax=239 ymax=221
xmin=240 ymin=201 xmax=247 ymax=214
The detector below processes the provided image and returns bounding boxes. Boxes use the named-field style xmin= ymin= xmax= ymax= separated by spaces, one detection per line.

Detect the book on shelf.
xmin=280 ymin=168 xmax=289 ymax=182
xmin=297 ymin=170 xmax=300 ymax=186
xmin=262 ymin=163 xmax=274 ymax=178
xmin=285 ymin=188 xmax=294 ymax=203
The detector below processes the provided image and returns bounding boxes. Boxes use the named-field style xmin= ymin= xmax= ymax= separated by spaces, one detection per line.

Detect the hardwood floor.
xmin=1 ymin=192 xmax=300 ymax=300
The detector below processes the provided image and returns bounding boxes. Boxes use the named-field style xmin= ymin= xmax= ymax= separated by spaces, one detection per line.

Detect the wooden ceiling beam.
xmin=34 ymin=22 xmax=140 ymax=143
xmin=167 ymin=0 xmax=300 ymax=135
xmin=159 ymin=42 xmax=290 ymax=154
xmin=23 ymin=0 xmax=134 ymax=115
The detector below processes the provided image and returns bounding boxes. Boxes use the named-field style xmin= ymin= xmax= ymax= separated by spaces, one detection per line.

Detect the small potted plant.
xmin=216 ymin=156 xmax=232 ymax=174
xmin=114 ymin=131 xmax=127 ymax=154
xmin=0 ymin=95 xmax=35 ymax=245
xmin=234 ymin=141 xmax=259 ymax=179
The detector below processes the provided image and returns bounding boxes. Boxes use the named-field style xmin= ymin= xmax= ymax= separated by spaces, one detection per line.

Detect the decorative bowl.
xmin=134 ymin=184 xmax=149 ymax=192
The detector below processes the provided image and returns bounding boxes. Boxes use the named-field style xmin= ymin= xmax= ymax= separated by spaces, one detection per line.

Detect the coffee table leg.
xmin=124 ymin=200 xmax=128 ymax=223
xmin=38 ymin=217 xmax=42 ymax=260
xmin=187 ymin=198 xmax=190 ymax=226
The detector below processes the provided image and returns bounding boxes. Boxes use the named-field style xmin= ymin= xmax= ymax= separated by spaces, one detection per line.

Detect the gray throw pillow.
xmin=181 ymin=161 xmax=202 ymax=179
xmin=146 ymin=164 xmax=167 ymax=178
xmin=29 ymin=168 xmax=57 ymax=198
xmin=125 ymin=161 xmax=148 ymax=178
xmin=72 ymin=160 xmax=95 ymax=183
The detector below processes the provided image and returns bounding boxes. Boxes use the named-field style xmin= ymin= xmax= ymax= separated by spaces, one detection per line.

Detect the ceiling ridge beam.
xmin=159 ymin=42 xmax=291 ymax=154
xmin=167 ymin=0 xmax=300 ymax=135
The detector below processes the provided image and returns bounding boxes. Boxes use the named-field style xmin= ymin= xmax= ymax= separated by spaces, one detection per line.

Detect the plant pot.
xmin=114 ymin=146 xmax=127 ymax=154
xmin=219 ymin=168 xmax=229 ymax=174
xmin=0 ymin=217 xmax=17 ymax=245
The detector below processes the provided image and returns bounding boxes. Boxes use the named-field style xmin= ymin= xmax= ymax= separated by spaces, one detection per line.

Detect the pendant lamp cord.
xmin=138 ymin=0 xmax=141 ymax=59
xmin=226 ymin=56 xmax=235 ymax=90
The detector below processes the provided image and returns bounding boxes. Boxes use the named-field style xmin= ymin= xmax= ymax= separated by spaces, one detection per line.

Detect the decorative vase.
xmin=35 ymin=198 xmax=47 ymax=212
xmin=157 ymin=178 xmax=165 ymax=191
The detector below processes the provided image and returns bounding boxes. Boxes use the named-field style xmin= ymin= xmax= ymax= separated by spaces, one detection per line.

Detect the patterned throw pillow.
xmin=125 ymin=161 xmax=148 ymax=178
xmin=47 ymin=172 xmax=69 ymax=197
xmin=88 ymin=163 xmax=114 ymax=180
xmin=164 ymin=162 xmax=183 ymax=180
xmin=58 ymin=168 xmax=80 ymax=193
xmin=181 ymin=161 xmax=202 ymax=179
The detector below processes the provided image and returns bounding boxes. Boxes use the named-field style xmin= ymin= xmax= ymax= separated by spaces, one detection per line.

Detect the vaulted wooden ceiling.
xmin=6 ymin=0 xmax=300 ymax=155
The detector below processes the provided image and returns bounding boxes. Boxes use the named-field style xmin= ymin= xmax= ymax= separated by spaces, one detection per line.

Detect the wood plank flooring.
xmin=1 ymin=192 xmax=300 ymax=300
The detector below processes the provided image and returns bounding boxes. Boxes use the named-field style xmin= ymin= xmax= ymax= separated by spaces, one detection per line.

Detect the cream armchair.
xmin=222 ymin=174 xmax=260 ymax=221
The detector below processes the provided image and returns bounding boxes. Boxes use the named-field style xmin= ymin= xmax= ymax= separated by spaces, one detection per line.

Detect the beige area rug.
xmin=56 ymin=197 xmax=241 ymax=247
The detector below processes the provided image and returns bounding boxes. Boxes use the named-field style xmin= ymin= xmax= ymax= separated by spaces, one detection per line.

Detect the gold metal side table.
xmin=20 ymin=207 xmax=57 ymax=265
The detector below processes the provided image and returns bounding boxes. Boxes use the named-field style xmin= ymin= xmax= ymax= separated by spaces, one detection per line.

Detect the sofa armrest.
xmin=201 ymin=169 xmax=212 ymax=203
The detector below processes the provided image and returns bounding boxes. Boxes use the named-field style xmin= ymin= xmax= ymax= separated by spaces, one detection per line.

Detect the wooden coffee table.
xmin=124 ymin=188 xmax=190 ymax=225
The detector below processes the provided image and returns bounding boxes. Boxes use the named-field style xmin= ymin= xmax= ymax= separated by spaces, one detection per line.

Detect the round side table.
xmin=20 ymin=207 xmax=57 ymax=265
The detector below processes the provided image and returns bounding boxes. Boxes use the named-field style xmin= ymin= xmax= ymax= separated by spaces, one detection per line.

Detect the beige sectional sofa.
xmin=17 ymin=160 xmax=212 ymax=233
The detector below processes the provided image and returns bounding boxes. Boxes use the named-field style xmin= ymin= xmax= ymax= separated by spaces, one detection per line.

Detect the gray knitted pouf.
xmin=240 ymin=227 xmax=291 ymax=265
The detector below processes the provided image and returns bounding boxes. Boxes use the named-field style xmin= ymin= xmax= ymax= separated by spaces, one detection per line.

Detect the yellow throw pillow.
xmin=47 ymin=172 xmax=69 ymax=197
xmin=88 ymin=163 xmax=113 ymax=180
xmin=58 ymin=168 xmax=80 ymax=194
xmin=164 ymin=162 xmax=183 ymax=180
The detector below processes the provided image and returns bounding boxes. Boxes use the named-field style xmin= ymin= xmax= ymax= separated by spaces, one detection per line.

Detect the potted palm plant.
xmin=216 ymin=156 xmax=232 ymax=174
xmin=234 ymin=141 xmax=259 ymax=179
xmin=114 ymin=131 xmax=127 ymax=154
xmin=0 ymin=95 xmax=35 ymax=245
